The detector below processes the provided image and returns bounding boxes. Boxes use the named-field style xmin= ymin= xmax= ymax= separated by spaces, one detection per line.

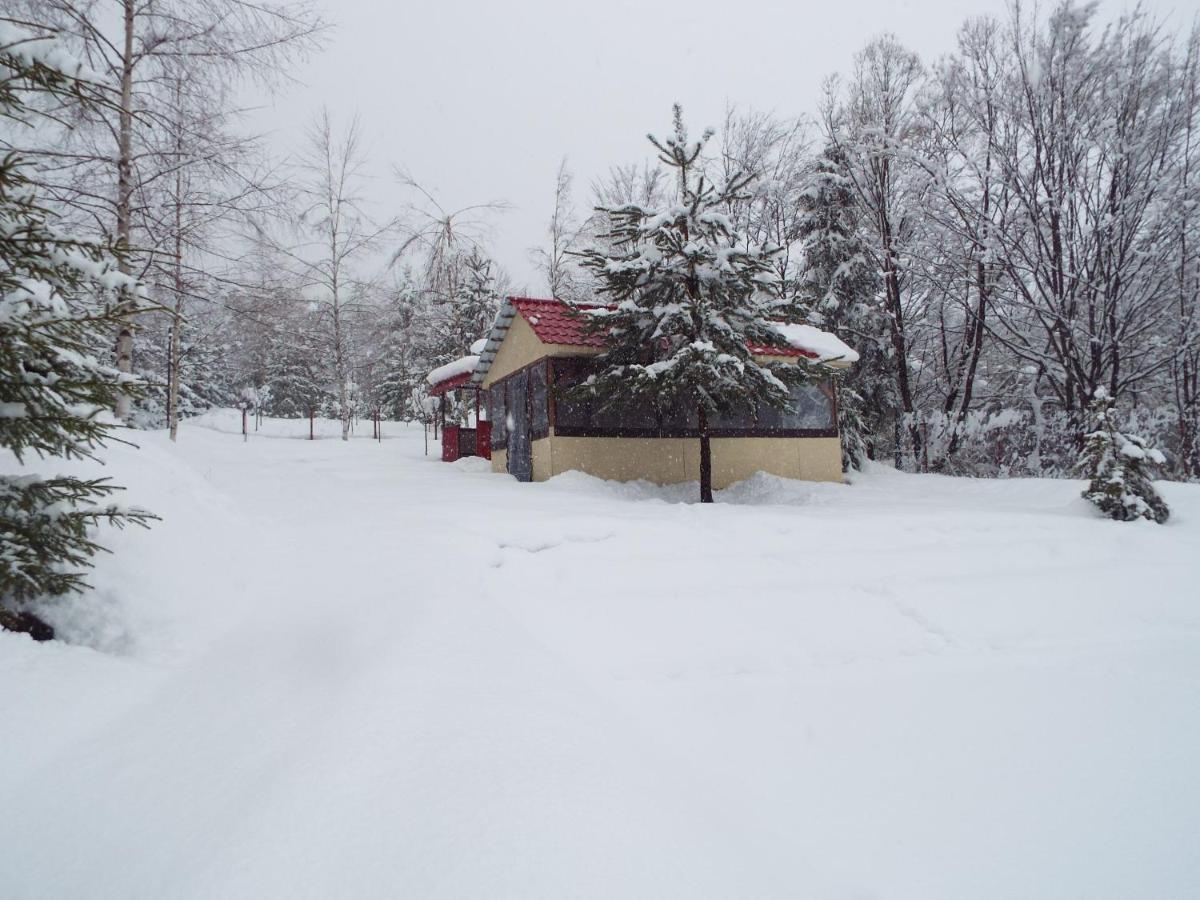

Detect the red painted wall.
xmin=442 ymin=425 xmax=460 ymax=462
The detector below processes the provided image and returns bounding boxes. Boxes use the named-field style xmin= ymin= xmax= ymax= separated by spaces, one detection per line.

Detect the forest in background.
xmin=6 ymin=0 xmax=1199 ymax=479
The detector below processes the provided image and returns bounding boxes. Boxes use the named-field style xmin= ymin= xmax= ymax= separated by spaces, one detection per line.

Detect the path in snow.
xmin=2 ymin=411 xmax=1198 ymax=899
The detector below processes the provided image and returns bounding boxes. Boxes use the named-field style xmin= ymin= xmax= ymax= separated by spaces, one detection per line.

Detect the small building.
xmin=427 ymin=347 xmax=491 ymax=463
xmin=469 ymin=297 xmax=857 ymax=487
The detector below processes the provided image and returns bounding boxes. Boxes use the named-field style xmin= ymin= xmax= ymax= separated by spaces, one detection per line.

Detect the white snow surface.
xmin=425 ymin=354 xmax=480 ymax=386
xmin=772 ymin=322 xmax=860 ymax=364
xmin=2 ymin=408 xmax=1199 ymax=899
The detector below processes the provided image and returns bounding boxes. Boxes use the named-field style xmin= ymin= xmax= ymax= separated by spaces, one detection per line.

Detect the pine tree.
xmin=795 ymin=143 xmax=890 ymax=471
xmin=376 ymin=280 xmax=434 ymax=422
xmin=796 ymin=145 xmax=876 ymax=329
xmin=133 ymin=307 xmax=233 ymax=428
xmin=430 ymin=247 xmax=500 ymax=367
xmin=1 ymin=27 xmax=156 ymax=638
xmin=577 ymin=105 xmax=837 ymax=502
xmin=265 ymin=324 xmax=329 ymax=420
xmin=1078 ymin=389 xmax=1170 ymax=524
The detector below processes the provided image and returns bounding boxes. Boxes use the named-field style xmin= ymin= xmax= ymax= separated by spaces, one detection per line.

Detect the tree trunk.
xmin=0 ymin=608 xmax=54 ymax=642
xmin=166 ymin=306 xmax=181 ymax=440
xmin=945 ymin=259 xmax=990 ymax=461
xmin=698 ymin=404 xmax=713 ymax=503
xmin=113 ymin=0 xmax=137 ymax=421
xmin=167 ymin=165 xmax=184 ymax=442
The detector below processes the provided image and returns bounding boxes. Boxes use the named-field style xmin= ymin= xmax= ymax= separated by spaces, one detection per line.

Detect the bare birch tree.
xmin=285 ymin=111 xmax=395 ymax=441
xmin=9 ymin=0 xmax=325 ymax=419
xmin=530 ymin=157 xmax=582 ymax=300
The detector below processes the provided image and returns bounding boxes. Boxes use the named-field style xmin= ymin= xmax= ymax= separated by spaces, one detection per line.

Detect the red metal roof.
xmin=509 ymin=297 xmax=817 ymax=359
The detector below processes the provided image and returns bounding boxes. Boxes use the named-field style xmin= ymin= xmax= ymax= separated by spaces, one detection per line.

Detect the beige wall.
xmin=531 ymin=437 xmax=552 ymax=480
xmin=483 ymin=315 xmax=541 ymax=387
xmin=490 ymin=447 xmax=507 ymax=475
xmin=537 ymin=434 xmax=842 ymax=488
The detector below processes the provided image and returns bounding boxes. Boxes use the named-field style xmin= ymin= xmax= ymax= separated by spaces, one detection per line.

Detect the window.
xmin=779 ymin=382 xmax=835 ymax=431
xmin=593 ymin=395 xmax=658 ymax=433
xmin=658 ymin=393 xmax=698 ymax=432
xmin=709 ymin=403 xmax=757 ymax=430
xmin=554 ymin=361 xmax=658 ymax=434
xmin=552 ymin=362 xmax=596 ymax=431
xmin=489 ymin=382 xmax=506 ymax=449
xmin=549 ymin=358 xmax=836 ymax=437
xmin=753 ymin=382 xmax=834 ymax=432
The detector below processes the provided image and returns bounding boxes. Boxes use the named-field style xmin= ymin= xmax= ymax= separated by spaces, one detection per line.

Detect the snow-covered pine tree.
xmin=576 ymin=105 xmax=837 ymax=503
xmin=1078 ymin=389 xmax=1170 ymax=524
xmin=795 ymin=143 xmax=889 ymax=471
xmin=436 ymin=247 xmax=500 ymax=363
xmin=415 ymin=247 xmax=500 ymax=425
xmin=0 ymin=26 xmax=155 ymax=638
xmin=372 ymin=281 xmax=427 ymax=421
xmin=265 ymin=324 xmax=329 ymax=421
xmin=133 ymin=305 xmax=234 ymax=428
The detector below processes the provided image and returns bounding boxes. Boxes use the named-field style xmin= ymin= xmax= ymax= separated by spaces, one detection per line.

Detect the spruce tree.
xmin=577 ymin=105 xmax=838 ymax=502
xmin=1078 ymin=389 xmax=1170 ymax=524
xmin=1 ymin=28 xmax=155 ymax=637
xmin=134 ymin=308 xmax=233 ymax=427
xmin=432 ymin=247 xmax=500 ymax=367
xmin=369 ymin=277 xmax=426 ymax=421
xmin=265 ymin=327 xmax=329 ymax=420
xmin=796 ymin=145 xmax=877 ymax=329
xmin=795 ymin=143 xmax=890 ymax=471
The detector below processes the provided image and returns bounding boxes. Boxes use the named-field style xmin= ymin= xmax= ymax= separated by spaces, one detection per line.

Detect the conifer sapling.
xmin=1078 ymin=389 xmax=1170 ymax=524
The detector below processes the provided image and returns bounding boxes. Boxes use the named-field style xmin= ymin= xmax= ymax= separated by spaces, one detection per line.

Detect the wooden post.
xmin=309 ymin=409 xmax=315 ymax=441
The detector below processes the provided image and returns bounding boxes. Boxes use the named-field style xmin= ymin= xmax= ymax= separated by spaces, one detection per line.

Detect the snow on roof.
xmin=469 ymin=338 xmax=487 ymax=355
xmin=426 ymin=355 xmax=480 ymax=387
xmin=771 ymin=323 xmax=859 ymax=365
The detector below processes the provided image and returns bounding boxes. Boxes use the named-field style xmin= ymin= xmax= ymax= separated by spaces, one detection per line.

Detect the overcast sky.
xmin=256 ymin=0 xmax=1199 ymax=292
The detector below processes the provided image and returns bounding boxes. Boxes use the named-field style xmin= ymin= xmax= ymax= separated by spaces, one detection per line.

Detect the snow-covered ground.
xmin=3 ymin=409 xmax=1198 ymax=899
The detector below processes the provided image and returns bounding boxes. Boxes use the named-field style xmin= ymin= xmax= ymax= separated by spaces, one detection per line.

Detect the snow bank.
xmin=451 ymin=456 xmax=492 ymax=473
xmin=772 ymin=322 xmax=860 ymax=364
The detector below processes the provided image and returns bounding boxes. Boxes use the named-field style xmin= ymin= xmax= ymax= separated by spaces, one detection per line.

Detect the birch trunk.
xmin=113 ymin=0 xmax=136 ymax=421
